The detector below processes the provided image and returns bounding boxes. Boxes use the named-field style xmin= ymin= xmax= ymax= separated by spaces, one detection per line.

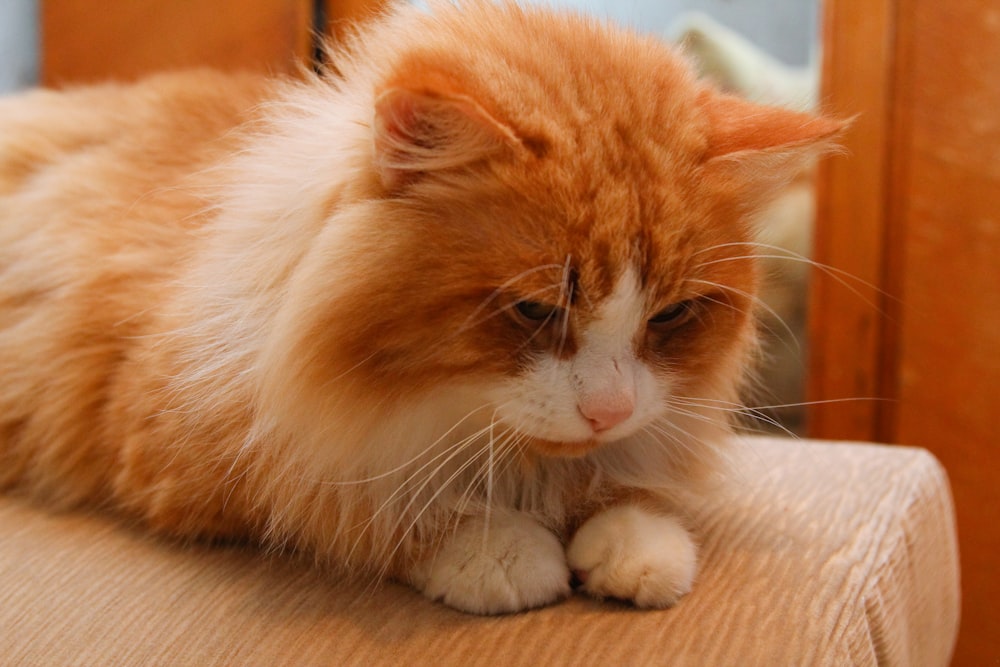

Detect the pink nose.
xmin=578 ymin=400 xmax=634 ymax=433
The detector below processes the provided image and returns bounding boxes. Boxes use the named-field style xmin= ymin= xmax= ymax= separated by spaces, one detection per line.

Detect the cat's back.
xmin=0 ymin=69 xmax=274 ymax=324
xmin=0 ymin=70 xmax=274 ymax=505
xmin=0 ymin=69 xmax=271 ymax=206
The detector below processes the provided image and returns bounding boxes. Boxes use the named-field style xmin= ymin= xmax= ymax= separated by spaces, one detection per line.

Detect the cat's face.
xmin=485 ymin=265 xmax=753 ymax=457
xmin=263 ymin=3 xmax=840 ymax=459
xmin=338 ymin=153 xmax=758 ymax=458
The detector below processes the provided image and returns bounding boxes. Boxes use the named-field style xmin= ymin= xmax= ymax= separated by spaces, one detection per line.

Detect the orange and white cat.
xmin=0 ymin=2 xmax=840 ymax=614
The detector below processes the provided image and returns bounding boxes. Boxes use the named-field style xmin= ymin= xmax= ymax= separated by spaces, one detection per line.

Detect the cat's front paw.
xmin=567 ymin=504 xmax=697 ymax=608
xmin=410 ymin=511 xmax=571 ymax=615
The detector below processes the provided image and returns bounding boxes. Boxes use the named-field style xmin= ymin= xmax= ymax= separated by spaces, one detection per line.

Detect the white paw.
xmin=411 ymin=511 xmax=571 ymax=614
xmin=566 ymin=505 xmax=697 ymax=608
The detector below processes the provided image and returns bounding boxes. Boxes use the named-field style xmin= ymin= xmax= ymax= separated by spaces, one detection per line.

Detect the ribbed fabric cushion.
xmin=0 ymin=438 xmax=959 ymax=666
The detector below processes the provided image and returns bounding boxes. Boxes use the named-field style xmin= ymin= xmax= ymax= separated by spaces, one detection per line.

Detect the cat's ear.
xmin=372 ymin=74 xmax=521 ymax=191
xmin=699 ymin=90 xmax=845 ymax=203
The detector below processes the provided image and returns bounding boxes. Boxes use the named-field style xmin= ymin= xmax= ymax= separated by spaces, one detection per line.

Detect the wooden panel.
xmin=888 ymin=1 xmax=1000 ymax=662
xmin=807 ymin=0 xmax=896 ymax=441
xmin=42 ymin=0 xmax=313 ymax=86
xmin=814 ymin=0 xmax=1000 ymax=661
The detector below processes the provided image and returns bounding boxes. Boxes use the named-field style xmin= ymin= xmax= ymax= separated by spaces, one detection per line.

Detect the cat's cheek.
xmin=566 ymin=505 xmax=697 ymax=608
xmin=407 ymin=512 xmax=571 ymax=615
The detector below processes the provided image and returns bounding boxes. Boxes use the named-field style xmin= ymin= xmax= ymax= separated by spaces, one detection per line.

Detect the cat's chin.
xmin=527 ymin=436 xmax=604 ymax=459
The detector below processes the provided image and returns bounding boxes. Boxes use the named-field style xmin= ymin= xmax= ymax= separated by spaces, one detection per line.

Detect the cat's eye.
xmin=648 ymin=301 xmax=693 ymax=328
xmin=514 ymin=300 xmax=560 ymax=322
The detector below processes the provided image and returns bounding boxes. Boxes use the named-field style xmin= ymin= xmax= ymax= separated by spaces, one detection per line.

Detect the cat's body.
xmin=0 ymin=2 xmax=838 ymax=614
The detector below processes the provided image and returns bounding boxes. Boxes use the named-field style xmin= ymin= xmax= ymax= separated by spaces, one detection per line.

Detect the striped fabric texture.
xmin=0 ymin=438 xmax=959 ymax=666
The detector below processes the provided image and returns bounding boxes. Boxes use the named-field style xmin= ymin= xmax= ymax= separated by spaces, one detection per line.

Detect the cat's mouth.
xmin=521 ymin=420 xmax=640 ymax=458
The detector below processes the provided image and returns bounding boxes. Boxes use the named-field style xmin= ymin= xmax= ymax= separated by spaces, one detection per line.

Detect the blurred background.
xmin=1 ymin=1 xmax=996 ymax=662
xmin=0 ymin=0 xmax=37 ymax=94
xmin=0 ymin=1 xmax=819 ymax=90
xmin=425 ymin=0 xmax=819 ymax=66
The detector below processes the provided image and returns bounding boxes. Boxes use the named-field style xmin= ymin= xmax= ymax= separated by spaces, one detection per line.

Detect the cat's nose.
xmin=578 ymin=397 xmax=634 ymax=432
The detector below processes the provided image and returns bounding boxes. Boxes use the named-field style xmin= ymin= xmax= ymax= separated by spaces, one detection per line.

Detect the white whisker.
xmin=688 ymin=277 xmax=796 ymax=344
xmin=693 ymin=241 xmax=892 ymax=314
xmin=375 ymin=429 xmax=507 ymax=580
xmin=456 ymin=263 xmax=565 ymax=334
xmin=322 ymin=402 xmax=495 ymax=486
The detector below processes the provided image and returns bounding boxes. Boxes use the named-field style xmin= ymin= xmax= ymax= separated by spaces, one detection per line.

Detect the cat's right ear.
xmin=372 ymin=77 xmax=520 ymax=192
xmin=698 ymin=91 xmax=846 ymax=208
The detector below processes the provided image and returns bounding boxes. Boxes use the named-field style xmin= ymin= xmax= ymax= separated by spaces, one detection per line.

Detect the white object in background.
xmin=670 ymin=11 xmax=818 ymax=110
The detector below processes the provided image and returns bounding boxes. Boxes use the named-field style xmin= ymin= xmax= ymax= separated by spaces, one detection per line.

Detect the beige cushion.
xmin=0 ymin=437 xmax=959 ymax=665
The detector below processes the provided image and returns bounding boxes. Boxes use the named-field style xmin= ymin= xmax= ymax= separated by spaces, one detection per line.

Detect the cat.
xmin=0 ymin=1 xmax=840 ymax=614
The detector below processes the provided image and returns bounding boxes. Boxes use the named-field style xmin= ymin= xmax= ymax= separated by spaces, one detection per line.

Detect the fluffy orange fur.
xmin=0 ymin=2 xmax=840 ymax=611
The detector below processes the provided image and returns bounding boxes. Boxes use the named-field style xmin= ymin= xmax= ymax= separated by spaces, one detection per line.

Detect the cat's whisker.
xmin=666 ymin=394 xmax=797 ymax=437
xmin=694 ymin=241 xmax=893 ymax=315
xmin=375 ymin=427 xmax=513 ymax=581
xmin=481 ymin=410 xmax=502 ymax=542
xmin=688 ymin=277 xmax=795 ymax=344
xmin=457 ymin=429 xmax=526 ymax=549
xmin=642 ymin=421 xmax=705 ymax=462
xmin=670 ymin=392 xmax=889 ymax=442
xmin=637 ymin=428 xmax=703 ymax=474
xmin=641 ymin=421 xmax=752 ymax=487
xmin=345 ymin=433 xmax=477 ymax=568
xmin=554 ymin=254 xmax=575 ymax=359
xmin=388 ymin=409 xmax=535 ymax=571
xmin=451 ymin=431 xmax=525 ymax=550
xmin=320 ymin=402 xmax=496 ymax=487
xmin=672 ymin=394 xmax=892 ymax=424
xmin=349 ymin=401 xmax=523 ymax=570
xmin=694 ymin=241 xmax=878 ymax=289
xmin=744 ymin=396 xmax=893 ymax=411
xmin=386 ymin=280 xmax=565 ymax=377
xmin=449 ymin=416 xmax=510 ymax=524
xmin=698 ymin=290 xmax=802 ymax=359
xmin=456 ymin=263 xmax=565 ymax=334
xmin=316 ymin=350 xmax=381 ymax=390
xmin=349 ymin=424 xmax=489 ymax=526
xmin=310 ymin=399 xmax=527 ymax=574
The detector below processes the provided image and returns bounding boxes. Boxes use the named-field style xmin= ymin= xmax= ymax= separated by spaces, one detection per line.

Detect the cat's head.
xmin=261 ymin=3 xmax=841 ymax=460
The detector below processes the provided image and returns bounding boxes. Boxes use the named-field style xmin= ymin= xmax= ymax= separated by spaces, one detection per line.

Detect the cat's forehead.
xmin=493 ymin=192 xmax=709 ymax=308
xmin=503 ymin=253 xmax=689 ymax=321
xmin=496 ymin=140 xmax=716 ymax=305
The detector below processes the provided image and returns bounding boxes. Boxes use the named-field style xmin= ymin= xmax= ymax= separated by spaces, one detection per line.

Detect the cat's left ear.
xmin=699 ymin=90 xmax=846 ymax=203
xmin=372 ymin=71 xmax=521 ymax=191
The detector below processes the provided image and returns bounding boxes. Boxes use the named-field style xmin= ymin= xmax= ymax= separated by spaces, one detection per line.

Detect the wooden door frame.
xmin=807 ymin=0 xmax=903 ymax=442
xmin=812 ymin=1 xmax=1000 ymax=661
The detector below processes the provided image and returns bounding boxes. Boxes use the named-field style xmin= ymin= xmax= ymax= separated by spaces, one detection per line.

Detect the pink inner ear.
xmin=701 ymin=92 xmax=845 ymax=160
xmin=372 ymin=83 xmax=521 ymax=191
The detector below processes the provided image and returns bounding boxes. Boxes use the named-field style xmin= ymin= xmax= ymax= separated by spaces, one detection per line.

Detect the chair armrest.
xmin=0 ymin=437 xmax=959 ymax=665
